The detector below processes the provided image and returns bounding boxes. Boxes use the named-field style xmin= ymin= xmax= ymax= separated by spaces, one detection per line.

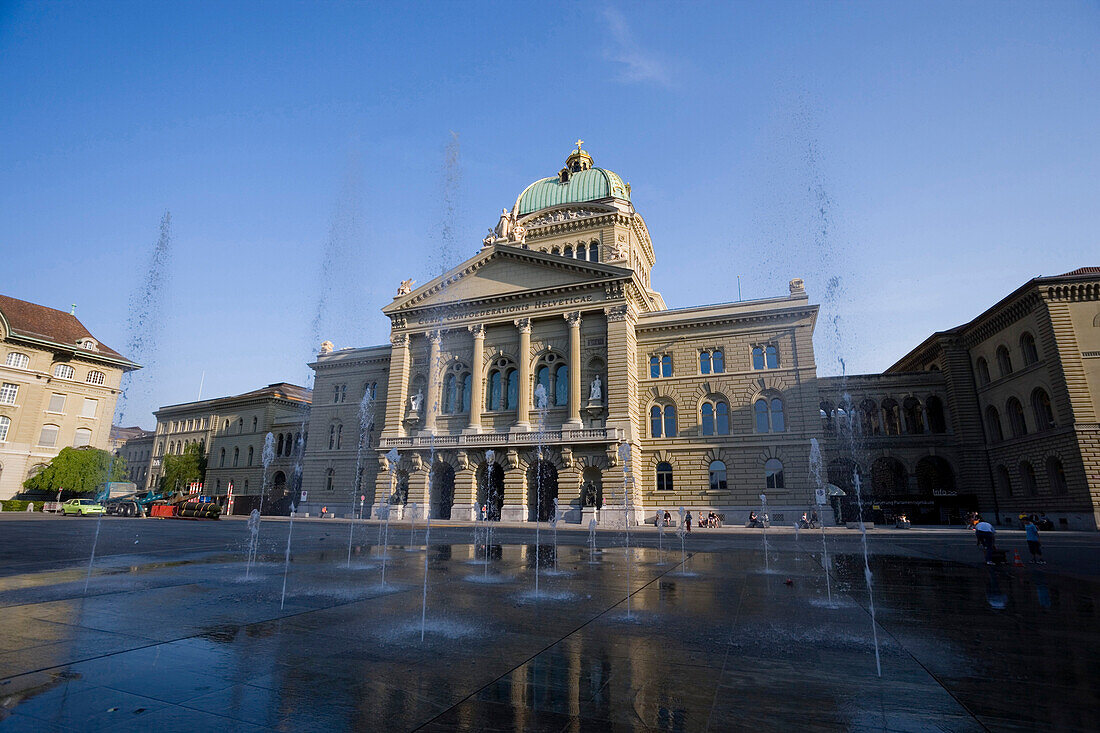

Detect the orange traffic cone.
xmin=1013 ymin=550 xmax=1025 ymax=567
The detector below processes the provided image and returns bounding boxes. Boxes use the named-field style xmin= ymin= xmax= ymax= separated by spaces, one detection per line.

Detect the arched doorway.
xmin=431 ymin=462 xmax=455 ymax=519
xmin=527 ymin=460 xmax=558 ymax=522
xmin=267 ymin=471 xmax=289 ymax=515
xmin=915 ymin=456 xmax=954 ymax=494
xmin=477 ymin=461 xmax=504 ymax=521
xmin=828 ymin=458 xmax=865 ymax=522
xmin=871 ymin=457 xmax=908 ymax=497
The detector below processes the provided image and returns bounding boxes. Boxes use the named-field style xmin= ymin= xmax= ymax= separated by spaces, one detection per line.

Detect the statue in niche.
xmin=582 ymin=481 xmax=598 ymax=507
xmin=494 ymin=208 xmax=513 ymax=240
xmin=589 ymin=375 xmax=602 ymax=402
xmin=408 ymin=389 xmax=424 ymax=413
xmin=397 ymin=279 xmax=415 ymax=296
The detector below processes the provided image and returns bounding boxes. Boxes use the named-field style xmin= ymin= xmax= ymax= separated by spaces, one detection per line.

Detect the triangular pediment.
xmin=383 ymin=244 xmax=632 ymax=315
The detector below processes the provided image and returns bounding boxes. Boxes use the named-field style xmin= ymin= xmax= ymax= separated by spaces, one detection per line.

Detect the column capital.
xmin=514 ymin=318 xmax=532 ymax=333
xmin=468 ymin=323 xmax=486 ymax=339
xmin=426 ymin=329 xmax=443 ymax=344
xmin=564 ymin=311 xmax=582 ymax=327
xmin=390 ymin=333 xmax=410 ymax=347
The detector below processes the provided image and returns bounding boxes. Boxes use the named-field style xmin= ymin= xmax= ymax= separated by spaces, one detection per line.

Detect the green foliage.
xmin=0 ymin=500 xmax=39 ymax=512
xmin=159 ymin=443 xmax=207 ymax=495
xmin=22 ymin=447 xmax=126 ymax=495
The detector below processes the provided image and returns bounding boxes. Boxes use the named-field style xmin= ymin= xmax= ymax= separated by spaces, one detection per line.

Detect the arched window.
xmin=656 ymin=462 xmax=673 ymax=491
xmin=247 ymin=446 xmax=254 ymax=466
xmin=985 ymin=406 xmax=1004 ymax=442
xmin=328 ymin=425 xmax=336 ymax=450
xmin=336 ymin=424 xmax=343 ymax=450
xmin=995 ymin=465 xmax=1012 ymax=497
xmin=975 ymin=357 xmax=990 ymax=386
xmin=754 ymin=399 xmax=769 ymax=433
xmin=903 ymin=397 xmax=925 ymax=434
xmin=701 ymin=399 xmax=730 ymax=436
xmin=53 ymin=363 xmax=74 ymax=380
xmin=709 ymin=460 xmax=728 ymax=492
xmin=223 ymin=419 xmax=230 ymax=433
xmin=664 ymin=405 xmax=677 ymax=437
xmin=251 ymin=416 xmax=257 ymax=432
xmin=536 ymin=366 xmax=550 ymax=405
xmin=0 ymin=416 xmax=9 ymax=442
xmin=237 ymin=418 xmax=243 ymax=434
xmin=926 ymin=396 xmax=947 ymax=433
xmin=1006 ymin=398 xmax=1027 ymax=438
xmin=73 ymin=427 xmax=92 ymax=448
xmin=1031 ymin=388 xmax=1055 ymax=430
xmin=881 ymin=399 xmax=901 ymax=435
xmin=219 ymin=448 xmax=226 ymax=467
xmin=277 ymin=434 xmax=285 ymax=455
xmin=820 ymin=401 xmax=835 ymax=431
xmin=86 ymin=370 xmax=105 ymax=385
xmin=325 ymin=468 xmax=334 ymax=492
xmin=1020 ymin=332 xmax=1039 ymax=365
xmin=589 ymin=242 xmax=599 ymax=262
xmin=859 ymin=399 xmax=880 ymax=435
xmin=551 ymin=246 xmax=560 ymax=255
xmin=576 ymin=244 xmax=586 ymax=261
xmin=232 ymin=447 xmax=239 ymax=467
xmin=564 ymin=245 xmax=573 ymax=258
xmin=4 ymin=352 xmax=29 ymax=369
xmin=487 ymin=358 xmax=517 ymax=411
xmin=1019 ymin=461 xmax=1038 ymax=496
xmin=1046 ymin=457 xmax=1067 ymax=495
xmin=765 ymin=458 xmax=784 ymax=489
xmin=996 ymin=345 xmax=1013 ymax=377
xmin=554 ymin=364 xmax=568 ymax=407
xmin=650 ymin=405 xmax=662 ymax=437
xmin=443 ymin=364 xmax=472 ymax=414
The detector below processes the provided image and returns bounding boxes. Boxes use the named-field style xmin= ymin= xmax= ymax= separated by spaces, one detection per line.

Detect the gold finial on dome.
xmin=561 ymin=140 xmax=594 ymax=181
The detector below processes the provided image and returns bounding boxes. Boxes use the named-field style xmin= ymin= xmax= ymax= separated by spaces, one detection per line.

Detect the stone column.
xmin=513 ymin=318 xmax=532 ymax=431
xmin=564 ymin=311 xmax=583 ymax=429
xmin=501 ymin=450 xmax=528 ymax=522
xmin=466 ymin=324 xmax=485 ymax=433
xmin=453 ymin=452 xmax=479 ymax=520
xmin=383 ymin=333 xmax=410 ymax=437
xmin=422 ymin=330 xmax=443 ymax=434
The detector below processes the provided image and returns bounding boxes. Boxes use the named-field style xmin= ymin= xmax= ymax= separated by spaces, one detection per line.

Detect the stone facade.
xmin=143 ymin=383 xmax=311 ymax=512
xmin=0 ymin=295 xmax=138 ymax=499
xmin=113 ymin=426 xmax=154 ymax=488
xmin=297 ymin=147 xmax=820 ymax=525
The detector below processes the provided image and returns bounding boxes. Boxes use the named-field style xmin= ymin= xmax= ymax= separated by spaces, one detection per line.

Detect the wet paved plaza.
xmin=0 ymin=516 xmax=1097 ymax=731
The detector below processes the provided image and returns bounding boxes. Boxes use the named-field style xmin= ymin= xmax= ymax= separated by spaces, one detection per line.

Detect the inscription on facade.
xmin=415 ymin=294 xmax=598 ymax=325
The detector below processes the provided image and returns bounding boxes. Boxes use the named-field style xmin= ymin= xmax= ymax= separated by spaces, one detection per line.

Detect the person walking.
xmin=974 ymin=517 xmax=996 ymax=565
xmin=684 ymin=512 xmax=692 ymax=533
xmin=1025 ymin=519 xmax=1045 ymax=563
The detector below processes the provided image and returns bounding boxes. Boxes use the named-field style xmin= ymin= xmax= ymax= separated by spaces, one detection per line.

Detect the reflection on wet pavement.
xmin=0 ymin=522 xmax=1096 ymax=732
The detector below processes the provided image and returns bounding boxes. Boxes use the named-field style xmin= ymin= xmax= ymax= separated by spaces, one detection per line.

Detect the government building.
xmin=292 ymin=145 xmax=1099 ymax=529
xmin=299 ymin=145 xmax=822 ymax=526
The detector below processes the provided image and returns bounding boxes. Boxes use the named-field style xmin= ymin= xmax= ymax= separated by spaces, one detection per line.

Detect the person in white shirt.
xmin=974 ymin=518 xmax=996 ymax=564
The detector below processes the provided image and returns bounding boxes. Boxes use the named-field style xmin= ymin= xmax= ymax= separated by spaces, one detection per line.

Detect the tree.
xmin=159 ymin=443 xmax=207 ymax=495
xmin=22 ymin=447 xmax=127 ymax=495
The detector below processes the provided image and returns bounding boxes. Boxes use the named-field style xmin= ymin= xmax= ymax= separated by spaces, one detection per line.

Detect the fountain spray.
xmin=381 ymin=447 xmax=399 ymax=588
xmin=809 ymin=437 xmax=832 ymax=603
xmin=347 ymin=388 xmax=376 ymax=567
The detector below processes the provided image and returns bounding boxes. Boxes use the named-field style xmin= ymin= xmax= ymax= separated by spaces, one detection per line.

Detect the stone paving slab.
xmin=0 ymin=519 xmax=1096 ymax=731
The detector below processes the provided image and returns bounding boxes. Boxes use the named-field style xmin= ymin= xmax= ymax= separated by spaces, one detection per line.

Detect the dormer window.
xmin=559 ymin=168 xmax=570 ymax=183
xmin=78 ymin=338 xmax=98 ymax=351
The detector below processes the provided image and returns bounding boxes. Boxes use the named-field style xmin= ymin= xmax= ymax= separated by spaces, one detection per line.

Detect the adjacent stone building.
xmin=112 ymin=425 xmax=154 ymax=488
xmin=141 ymin=383 xmax=311 ymax=512
xmin=0 ymin=295 xmax=138 ymax=499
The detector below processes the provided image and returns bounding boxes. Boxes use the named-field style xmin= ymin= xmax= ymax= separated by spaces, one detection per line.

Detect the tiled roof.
xmin=1060 ymin=267 xmax=1100 ymax=276
xmin=235 ymin=382 xmax=313 ymax=404
xmin=0 ymin=293 xmax=131 ymax=362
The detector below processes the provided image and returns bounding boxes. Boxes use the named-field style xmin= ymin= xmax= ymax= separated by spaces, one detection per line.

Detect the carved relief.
xmin=524 ymin=207 xmax=608 ymax=228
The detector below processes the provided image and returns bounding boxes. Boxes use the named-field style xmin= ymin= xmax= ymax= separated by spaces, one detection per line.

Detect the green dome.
xmin=514 ymin=153 xmax=629 ymax=216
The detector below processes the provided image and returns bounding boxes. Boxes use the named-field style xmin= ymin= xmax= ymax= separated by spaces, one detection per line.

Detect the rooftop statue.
xmin=397 ymin=279 xmax=415 ymax=296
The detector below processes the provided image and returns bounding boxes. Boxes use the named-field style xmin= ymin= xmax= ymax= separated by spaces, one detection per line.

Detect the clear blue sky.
xmin=2 ymin=1 xmax=1097 ymax=428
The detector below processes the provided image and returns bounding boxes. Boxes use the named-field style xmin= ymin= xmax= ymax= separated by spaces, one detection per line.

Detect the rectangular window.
xmin=73 ymin=428 xmax=92 ymax=448
xmin=649 ymin=356 xmax=659 ymax=379
xmin=661 ymin=355 xmax=672 ymax=378
xmin=0 ymin=383 xmax=18 ymax=405
xmin=48 ymin=393 xmax=66 ymax=413
xmin=81 ymin=398 xmax=98 ymax=418
xmin=38 ymin=424 xmax=59 ymax=447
